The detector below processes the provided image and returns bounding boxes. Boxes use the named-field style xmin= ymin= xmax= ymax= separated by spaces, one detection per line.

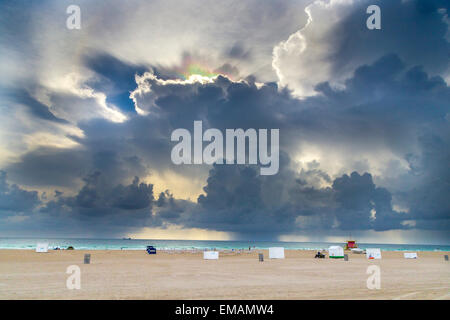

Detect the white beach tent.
xmin=36 ymin=243 xmax=49 ymax=253
xmin=366 ymin=248 xmax=382 ymax=259
xmin=404 ymin=252 xmax=418 ymax=259
xmin=203 ymin=251 xmax=219 ymax=260
xmin=328 ymin=246 xmax=344 ymax=258
xmin=269 ymin=247 xmax=285 ymax=259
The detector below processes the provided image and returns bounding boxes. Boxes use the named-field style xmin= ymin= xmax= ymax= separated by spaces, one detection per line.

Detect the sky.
xmin=0 ymin=0 xmax=449 ymax=244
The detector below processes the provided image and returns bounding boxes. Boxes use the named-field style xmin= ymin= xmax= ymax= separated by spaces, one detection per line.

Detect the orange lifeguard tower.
xmin=344 ymin=240 xmax=358 ymax=250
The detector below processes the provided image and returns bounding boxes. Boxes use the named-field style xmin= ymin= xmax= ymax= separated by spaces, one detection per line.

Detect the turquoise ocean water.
xmin=0 ymin=238 xmax=449 ymax=251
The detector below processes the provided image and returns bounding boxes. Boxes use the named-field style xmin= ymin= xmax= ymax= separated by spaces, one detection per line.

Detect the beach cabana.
xmin=366 ymin=248 xmax=382 ymax=259
xmin=328 ymin=246 xmax=344 ymax=258
xmin=203 ymin=251 xmax=219 ymax=260
xmin=404 ymin=252 xmax=418 ymax=259
xmin=269 ymin=247 xmax=285 ymax=259
xmin=36 ymin=243 xmax=49 ymax=253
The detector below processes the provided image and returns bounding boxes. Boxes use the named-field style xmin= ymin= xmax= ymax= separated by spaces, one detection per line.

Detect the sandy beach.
xmin=0 ymin=249 xmax=449 ymax=300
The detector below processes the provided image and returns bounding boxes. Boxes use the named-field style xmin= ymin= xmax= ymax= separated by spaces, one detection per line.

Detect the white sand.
xmin=0 ymin=249 xmax=449 ymax=299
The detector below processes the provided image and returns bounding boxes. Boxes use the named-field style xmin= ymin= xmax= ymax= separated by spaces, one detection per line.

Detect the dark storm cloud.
xmin=6 ymin=141 xmax=149 ymax=189
xmin=272 ymin=0 xmax=450 ymax=97
xmin=332 ymin=172 xmax=405 ymax=231
xmin=185 ymin=162 xmax=406 ymax=235
xmin=330 ymin=0 xmax=450 ymax=78
xmin=2 ymin=53 xmax=450 ymax=238
xmin=0 ymin=171 xmax=40 ymax=214
xmin=0 ymin=164 xmax=411 ymax=238
xmin=112 ymin=176 xmax=154 ymax=210
xmin=33 ymin=172 xmax=158 ymax=235
xmin=6 ymin=147 xmax=88 ymax=188
xmin=292 ymin=54 xmax=450 ymax=158
xmin=192 ymin=159 xmax=302 ymax=235
xmin=99 ymin=53 xmax=449 ymax=236
xmin=401 ymin=133 xmax=450 ymax=228
xmin=66 ymin=172 xmax=154 ymax=212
